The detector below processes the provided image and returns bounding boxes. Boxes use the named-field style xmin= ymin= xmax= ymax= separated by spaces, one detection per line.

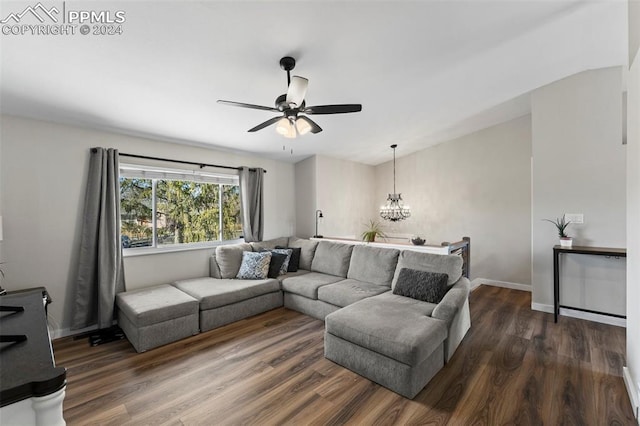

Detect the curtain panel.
xmin=239 ymin=167 xmax=264 ymax=242
xmin=71 ymin=147 xmax=125 ymax=330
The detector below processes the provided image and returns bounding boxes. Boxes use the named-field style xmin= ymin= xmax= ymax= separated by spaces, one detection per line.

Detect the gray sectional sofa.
xmin=116 ymin=236 xmax=471 ymax=399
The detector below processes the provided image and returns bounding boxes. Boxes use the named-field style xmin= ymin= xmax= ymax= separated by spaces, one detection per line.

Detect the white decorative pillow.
xmin=236 ymin=251 xmax=272 ymax=279
xmin=271 ymin=248 xmax=293 ymax=274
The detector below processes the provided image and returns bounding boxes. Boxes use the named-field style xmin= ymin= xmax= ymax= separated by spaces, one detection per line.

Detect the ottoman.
xmin=324 ymin=294 xmax=448 ymax=399
xmin=116 ymin=284 xmax=199 ymax=353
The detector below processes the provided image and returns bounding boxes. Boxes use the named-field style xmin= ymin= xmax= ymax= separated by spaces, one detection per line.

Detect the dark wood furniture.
xmin=553 ymin=245 xmax=626 ymax=322
xmin=0 ymin=288 xmax=66 ymax=407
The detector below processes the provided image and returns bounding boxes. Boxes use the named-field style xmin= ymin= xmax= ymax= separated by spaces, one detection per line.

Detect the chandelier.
xmin=380 ymin=144 xmax=411 ymax=222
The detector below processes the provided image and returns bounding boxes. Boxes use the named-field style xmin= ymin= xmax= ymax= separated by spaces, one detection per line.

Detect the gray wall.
xmin=631 ymin=0 xmax=640 ymax=67
xmin=0 ymin=115 xmax=296 ymax=336
xmin=315 ymin=155 xmax=376 ymax=239
xmin=374 ymin=116 xmax=533 ymax=284
xmin=627 ymin=0 xmax=640 ymax=415
xmin=294 ymin=155 xmax=376 ymax=239
xmin=294 ymin=156 xmax=316 ymax=238
xmin=531 ymin=67 xmax=626 ymax=313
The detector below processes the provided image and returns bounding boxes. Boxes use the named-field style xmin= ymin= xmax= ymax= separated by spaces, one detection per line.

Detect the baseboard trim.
xmin=49 ymin=323 xmax=99 ymax=340
xmin=531 ymin=302 xmax=627 ymax=327
xmin=623 ymin=366 xmax=640 ymax=420
xmin=471 ymin=278 xmax=531 ymax=292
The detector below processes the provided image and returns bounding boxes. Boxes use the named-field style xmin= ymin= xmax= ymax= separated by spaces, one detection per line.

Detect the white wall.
xmin=294 ymin=155 xmax=376 ymax=239
xmin=626 ymin=0 xmax=640 ymax=416
xmin=374 ymin=116 xmax=532 ymax=284
xmin=0 ymin=115 xmax=296 ymax=336
xmin=315 ymin=155 xmax=376 ymax=239
xmin=531 ymin=67 xmax=626 ymax=315
xmin=294 ymin=156 xmax=316 ymax=238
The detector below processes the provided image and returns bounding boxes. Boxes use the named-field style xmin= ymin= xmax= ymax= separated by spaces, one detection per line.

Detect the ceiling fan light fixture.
xmin=276 ymin=117 xmax=297 ymax=138
xmin=296 ymin=117 xmax=312 ymax=136
xmin=218 ymin=57 xmax=362 ymax=137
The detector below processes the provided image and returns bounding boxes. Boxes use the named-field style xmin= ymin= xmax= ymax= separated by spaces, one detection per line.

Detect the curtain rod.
xmin=97 ymin=150 xmax=266 ymax=173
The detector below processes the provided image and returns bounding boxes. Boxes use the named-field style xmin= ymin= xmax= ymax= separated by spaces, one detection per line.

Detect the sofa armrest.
xmin=431 ymin=276 xmax=470 ymax=326
xmin=209 ymin=253 xmax=222 ymax=279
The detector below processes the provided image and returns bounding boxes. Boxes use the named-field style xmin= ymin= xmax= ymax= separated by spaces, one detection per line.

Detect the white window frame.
xmin=119 ymin=163 xmax=242 ymax=256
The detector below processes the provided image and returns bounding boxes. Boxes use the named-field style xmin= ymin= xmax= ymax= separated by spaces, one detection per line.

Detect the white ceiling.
xmin=0 ymin=1 xmax=628 ymax=165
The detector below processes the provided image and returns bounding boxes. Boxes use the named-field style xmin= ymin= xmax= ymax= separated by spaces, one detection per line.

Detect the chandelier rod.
xmin=391 ymin=143 xmax=397 ymax=194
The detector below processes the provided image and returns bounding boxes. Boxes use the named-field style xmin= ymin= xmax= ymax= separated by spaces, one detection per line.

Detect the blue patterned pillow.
xmin=236 ymin=251 xmax=271 ymax=279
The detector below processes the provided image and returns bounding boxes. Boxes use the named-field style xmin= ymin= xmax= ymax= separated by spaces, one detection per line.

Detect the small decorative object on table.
xmin=543 ymin=216 xmax=572 ymax=247
xmin=410 ymin=236 xmax=426 ymax=246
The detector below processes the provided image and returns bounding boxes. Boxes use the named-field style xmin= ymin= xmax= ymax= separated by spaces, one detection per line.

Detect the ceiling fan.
xmin=217 ymin=56 xmax=362 ymax=138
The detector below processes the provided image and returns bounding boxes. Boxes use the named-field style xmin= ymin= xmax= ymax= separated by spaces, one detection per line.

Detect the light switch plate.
xmin=565 ymin=213 xmax=584 ymax=224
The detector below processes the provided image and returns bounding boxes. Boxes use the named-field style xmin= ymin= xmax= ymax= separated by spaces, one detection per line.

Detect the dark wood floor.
xmin=53 ymin=286 xmax=635 ymax=425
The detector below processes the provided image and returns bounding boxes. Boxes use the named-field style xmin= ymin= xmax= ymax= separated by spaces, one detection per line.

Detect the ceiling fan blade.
xmin=217 ymin=100 xmax=279 ymax=112
xmin=303 ymin=104 xmax=362 ymax=115
xmin=298 ymin=116 xmax=323 ymax=134
xmin=286 ymin=76 xmax=308 ymax=107
xmin=247 ymin=116 xmax=282 ymax=132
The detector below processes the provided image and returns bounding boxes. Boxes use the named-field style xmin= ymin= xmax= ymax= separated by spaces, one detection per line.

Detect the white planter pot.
xmin=560 ymin=237 xmax=573 ymax=247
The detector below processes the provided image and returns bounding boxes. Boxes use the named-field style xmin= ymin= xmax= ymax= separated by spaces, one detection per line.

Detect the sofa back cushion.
xmin=250 ymin=237 xmax=289 ymax=251
xmin=311 ymin=241 xmax=354 ymax=277
xmin=215 ymin=243 xmax=252 ymax=278
xmin=288 ymin=237 xmax=319 ymax=270
xmin=391 ymin=250 xmax=463 ymax=289
xmin=347 ymin=245 xmax=399 ymax=286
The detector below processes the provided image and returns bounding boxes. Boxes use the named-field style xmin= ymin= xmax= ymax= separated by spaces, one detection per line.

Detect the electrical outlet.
xmin=565 ymin=213 xmax=584 ymax=224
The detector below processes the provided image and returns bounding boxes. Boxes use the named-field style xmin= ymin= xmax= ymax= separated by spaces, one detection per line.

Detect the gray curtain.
xmin=239 ymin=167 xmax=264 ymax=242
xmin=71 ymin=148 xmax=125 ymax=330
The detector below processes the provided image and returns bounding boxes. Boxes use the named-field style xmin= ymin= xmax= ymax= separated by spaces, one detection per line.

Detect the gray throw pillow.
xmin=276 ymin=246 xmax=301 ymax=272
xmin=272 ymin=248 xmax=293 ymax=274
xmin=236 ymin=251 xmax=271 ymax=280
xmin=392 ymin=268 xmax=449 ymax=304
xmin=266 ymin=252 xmax=287 ymax=279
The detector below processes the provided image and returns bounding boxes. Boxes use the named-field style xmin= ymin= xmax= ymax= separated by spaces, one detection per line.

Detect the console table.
xmin=553 ymin=245 xmax=626 ymax=323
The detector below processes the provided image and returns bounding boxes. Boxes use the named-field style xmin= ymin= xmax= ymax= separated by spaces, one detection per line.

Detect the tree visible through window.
xmin=119 ymin=168 xmax=241 ymax=249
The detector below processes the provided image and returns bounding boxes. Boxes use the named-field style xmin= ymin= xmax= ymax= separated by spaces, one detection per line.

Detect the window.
xmin=119 ymin=164 xmax=242 ymax=250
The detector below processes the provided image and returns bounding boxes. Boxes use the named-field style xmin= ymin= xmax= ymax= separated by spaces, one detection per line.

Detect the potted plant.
xmin=361 ymin=220 xmax=387 ymax=243
xmin=543 ymin=216 xmax=572 ymax=247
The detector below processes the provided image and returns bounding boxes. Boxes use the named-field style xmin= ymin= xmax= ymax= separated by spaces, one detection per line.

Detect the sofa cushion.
xmin=393 ymin=268 xmax=449 ymax=304
xmin=281 ymin=272 xmax=343 ymax=299
xmin=311 ymin=241 xmax=354 ymax=277
xmin=391 ymin=251 xmax=463 ymax=289
xmin=172 ymin=277 xmax=280 ymax=310
xmin=276 ymin=245 xmax=302 ymax=272
xmin=116 ymin=284 xmax=199 ymax=327
xmin=317 ymin=279 xmax=390 ymax=308
xmin=347 ymin=245 xmax=400 ymax=286
xmin=276 ymin=269 xmax=310 ymax=284
xmin=216 ymin=243 xmax=252 ymax=279
xmin=250 ymin=237 xmax=289 ymax=251
xmin=287 ymin=238 xmax=319 ymax=270
xmin=237 ymin=251 xmax=271 ymax=279
xmin=325 ymin=295 xmax=447 ymax=366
